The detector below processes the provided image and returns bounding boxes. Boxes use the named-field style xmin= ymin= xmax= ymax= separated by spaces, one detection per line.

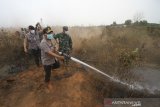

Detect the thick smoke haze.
xmin=0 ymin=0 xmax=160 ymax=27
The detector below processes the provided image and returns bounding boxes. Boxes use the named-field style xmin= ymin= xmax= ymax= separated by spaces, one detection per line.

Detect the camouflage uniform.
xmin=54 ymin=33 xmax=72 ymax=54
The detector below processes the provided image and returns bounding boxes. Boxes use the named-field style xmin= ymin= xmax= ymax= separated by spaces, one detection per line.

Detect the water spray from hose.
xmin=60 ymin=52 xmax=157 ymax=93
xmin=71 ymin=57 xmax=143 ymax=90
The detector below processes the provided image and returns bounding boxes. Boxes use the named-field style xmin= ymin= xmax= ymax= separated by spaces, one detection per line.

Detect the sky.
xmin=0 ymin=0 xmax=159 ymax=27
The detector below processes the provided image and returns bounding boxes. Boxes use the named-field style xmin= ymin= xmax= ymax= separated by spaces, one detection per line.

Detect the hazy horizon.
xmin=0 ymin=0 xmax=160 ymax=27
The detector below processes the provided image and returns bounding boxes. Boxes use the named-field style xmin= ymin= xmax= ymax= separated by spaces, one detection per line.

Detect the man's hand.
xmin=58 ymin=56 xmax=64 ymax=61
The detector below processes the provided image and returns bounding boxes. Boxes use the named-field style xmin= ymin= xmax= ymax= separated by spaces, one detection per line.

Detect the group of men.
xmin=23 ymin=23 xmax=72 ymax=88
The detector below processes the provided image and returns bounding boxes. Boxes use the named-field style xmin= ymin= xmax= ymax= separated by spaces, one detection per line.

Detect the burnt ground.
xmin=0 ymin=63 xmax=159 ymax=107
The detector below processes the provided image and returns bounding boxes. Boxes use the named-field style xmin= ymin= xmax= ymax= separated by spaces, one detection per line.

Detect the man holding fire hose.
xmin=40 ymin=27 xmax=65 ymax=89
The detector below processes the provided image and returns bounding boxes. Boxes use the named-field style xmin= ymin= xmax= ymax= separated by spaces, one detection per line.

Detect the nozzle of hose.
xmin=59 ymin=52 xmax=71 ymax=60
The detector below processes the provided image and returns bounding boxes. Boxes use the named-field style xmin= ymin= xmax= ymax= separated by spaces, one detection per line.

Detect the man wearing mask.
xmin=40 ymin=27 xmax=64 ymax=89
xmin=54 ymin=26 xmax=72 ymax=55
xmin=24 ymin=25 xmax=41 ymax=67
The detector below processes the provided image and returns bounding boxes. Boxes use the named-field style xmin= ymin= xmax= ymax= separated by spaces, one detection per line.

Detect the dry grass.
xmin=70 ymin=26 xmax=160 ymax=82
xmin=1 ymin=26 xmax=160 ymax=77
xmin=68 ymin=26 xmax=160 ymax=98
xmin=0 ymin=31 xmax=30 ymax=72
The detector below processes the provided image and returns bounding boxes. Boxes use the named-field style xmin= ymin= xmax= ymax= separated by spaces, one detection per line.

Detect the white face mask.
xmin=30 ymin=30 xmax=35 ymax=34
xmin=65 ymin=31 xmax=69 ymax=34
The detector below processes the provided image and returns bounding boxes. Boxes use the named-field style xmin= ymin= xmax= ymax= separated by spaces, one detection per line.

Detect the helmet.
xmin=63 ymin=26 xmax=68 ymax=31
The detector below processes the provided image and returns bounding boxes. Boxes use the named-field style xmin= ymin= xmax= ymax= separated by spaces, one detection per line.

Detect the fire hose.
xmin=59 ymin=52 xmax=144 ymax=90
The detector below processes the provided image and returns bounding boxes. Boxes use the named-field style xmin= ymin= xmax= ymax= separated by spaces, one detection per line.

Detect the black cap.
xmin=63 ymin=26 xmax=68 ymax=31
xmin=28 ymin=25 xmax=35 ymax=30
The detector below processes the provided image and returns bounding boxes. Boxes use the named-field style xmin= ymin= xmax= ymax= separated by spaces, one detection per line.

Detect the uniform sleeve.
xmin=69 ymin=36 xmax=72 ymax=49
xmin=40 ymin=43 xmax=51 ymax=53
xmin=54 ymin=33 xmax=60 ymax=39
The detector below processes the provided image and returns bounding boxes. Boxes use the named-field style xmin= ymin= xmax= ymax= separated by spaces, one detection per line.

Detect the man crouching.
xmin=40 ymin=27 xmax=64 ymax=89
